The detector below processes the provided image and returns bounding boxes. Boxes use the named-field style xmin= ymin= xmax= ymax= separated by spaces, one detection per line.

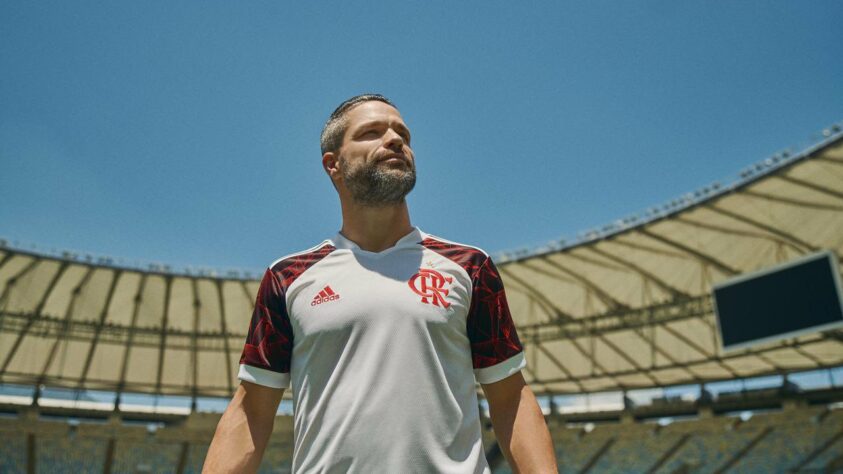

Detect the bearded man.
xmin=204 ymin=94 xmax=557 ymax=473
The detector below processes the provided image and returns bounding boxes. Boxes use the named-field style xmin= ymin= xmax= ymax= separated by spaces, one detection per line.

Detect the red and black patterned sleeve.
xmin=238 ymin=268 xmax=294 ymax=388
xmin=466 ymin=256 xmax=525 ymax=383
xmin=238 ymin=243 xmax=335 ymax=389
xmin=421 ymin=237 xmax=525 ymax=384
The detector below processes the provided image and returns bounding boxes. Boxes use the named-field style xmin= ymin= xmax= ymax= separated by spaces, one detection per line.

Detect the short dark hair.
xmin=320 ymin=94 xmax=397 ymax=155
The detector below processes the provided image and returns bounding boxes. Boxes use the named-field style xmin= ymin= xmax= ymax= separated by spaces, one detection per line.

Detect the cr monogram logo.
xmin=408 ymin=268 xmax=453 ymax=308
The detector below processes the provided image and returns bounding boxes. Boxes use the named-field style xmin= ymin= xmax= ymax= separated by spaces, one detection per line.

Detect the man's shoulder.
xmin=419 ymin=232 xmax=490 ymax=271
xmin=266 ymin=240 xmax=336 ymax=287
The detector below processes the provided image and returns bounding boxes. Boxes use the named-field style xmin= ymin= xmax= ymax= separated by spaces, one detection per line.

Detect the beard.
xmin=341 ymin=156 xmax=417 ymax=207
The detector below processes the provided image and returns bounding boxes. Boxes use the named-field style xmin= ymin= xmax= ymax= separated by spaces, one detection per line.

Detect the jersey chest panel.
xmin=286 ymin=249 xmax=472 ymax=346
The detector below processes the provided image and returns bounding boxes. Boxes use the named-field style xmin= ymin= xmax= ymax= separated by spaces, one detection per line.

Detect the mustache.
xmin=375 ymin=152 xmax=409 ymax=163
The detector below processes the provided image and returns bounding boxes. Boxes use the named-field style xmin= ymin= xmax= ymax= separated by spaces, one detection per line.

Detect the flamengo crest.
xmin=408 ymin=268 xmax=453 ymax=308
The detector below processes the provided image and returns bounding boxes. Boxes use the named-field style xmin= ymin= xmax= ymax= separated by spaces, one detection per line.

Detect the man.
xmin=204 ymin=94 xmax=557 ymax=473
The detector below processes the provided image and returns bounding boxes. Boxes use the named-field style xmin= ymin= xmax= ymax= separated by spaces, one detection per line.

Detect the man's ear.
xmin=322 ymin=152 xmax=340 ymax=182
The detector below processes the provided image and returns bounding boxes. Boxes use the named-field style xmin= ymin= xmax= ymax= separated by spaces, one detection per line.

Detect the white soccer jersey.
xmin=238 ymin=227 xmax=525 ymax=473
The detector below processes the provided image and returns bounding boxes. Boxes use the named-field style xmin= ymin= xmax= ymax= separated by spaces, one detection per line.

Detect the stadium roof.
xmin=1 ymin=128 xmax=842 ymax=399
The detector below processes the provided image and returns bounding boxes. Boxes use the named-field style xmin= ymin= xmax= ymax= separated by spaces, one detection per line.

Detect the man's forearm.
xmin=204 ymin=407 xmax=270 ymax=472
xmin=488 ymin=384 xmax=557 ymax=473
xmin=203 ymin=384 xmax=280 ymax=473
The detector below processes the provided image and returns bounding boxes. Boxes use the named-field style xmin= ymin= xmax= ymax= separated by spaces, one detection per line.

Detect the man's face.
xmin=335 ymin=101 xmax=416 ymax=206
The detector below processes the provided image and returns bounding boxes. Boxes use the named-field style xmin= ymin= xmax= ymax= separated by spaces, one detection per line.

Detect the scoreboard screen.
xmin=712 ymin=250 xmax=843 ymax=352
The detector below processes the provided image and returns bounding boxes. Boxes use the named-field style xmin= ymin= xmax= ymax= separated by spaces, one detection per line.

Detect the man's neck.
xmin=339 ymin=200 xmax=413 ymax=253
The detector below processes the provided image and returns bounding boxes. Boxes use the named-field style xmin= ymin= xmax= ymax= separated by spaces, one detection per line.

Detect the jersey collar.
xmin=331 ymin=226 xmax=426 ymax=254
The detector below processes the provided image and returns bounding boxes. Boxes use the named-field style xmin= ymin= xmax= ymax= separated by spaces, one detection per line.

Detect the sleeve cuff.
xmin=238 ymin=364 xmax=291 ymax=389
xmin=473 ymin=352 xmax=526 ymax=384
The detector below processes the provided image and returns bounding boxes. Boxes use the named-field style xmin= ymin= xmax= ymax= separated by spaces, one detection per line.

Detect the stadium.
xmin=1 ymin=125 xmax=842 ymax=473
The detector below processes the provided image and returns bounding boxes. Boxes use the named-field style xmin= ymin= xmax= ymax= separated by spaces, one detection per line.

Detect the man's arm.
xmin=481 ymin=371 xmax=557 ymax=473
xmin=203 ymin=381 xmax=284 ymax=473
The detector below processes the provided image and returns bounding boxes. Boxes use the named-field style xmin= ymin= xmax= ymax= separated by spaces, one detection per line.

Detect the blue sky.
xmin=2 ymin=1 xmax=842 ymax=273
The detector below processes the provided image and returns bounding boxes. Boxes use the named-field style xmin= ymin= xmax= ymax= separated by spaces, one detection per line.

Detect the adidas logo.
xmin=311 ymin=285 xmax=340 ymax=306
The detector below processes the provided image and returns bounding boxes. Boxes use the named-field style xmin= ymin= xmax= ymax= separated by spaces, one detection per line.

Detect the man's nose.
xmin=383 ymin=129 xmax=404 ymax=150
